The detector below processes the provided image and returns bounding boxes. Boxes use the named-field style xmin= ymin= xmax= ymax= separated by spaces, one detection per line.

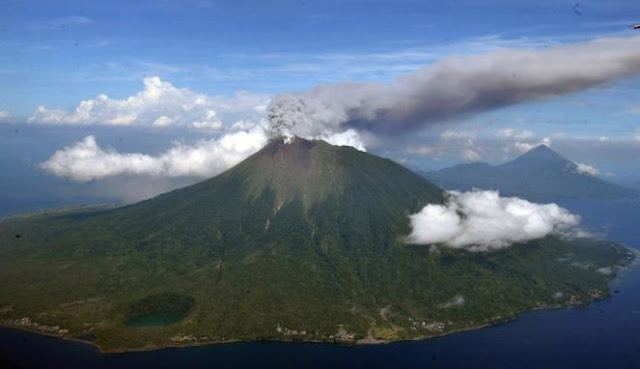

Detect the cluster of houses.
xmin=12 ymin=316 xmax=69 ymax=335
xmin=276 ymin=323 xmax=308 ymax=337
xmin=409 ymin=318 xmax=446 ymax=332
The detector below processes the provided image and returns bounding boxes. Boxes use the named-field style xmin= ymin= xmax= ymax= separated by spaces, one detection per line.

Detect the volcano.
xmin=422 ymin=145 xmax=638 ymax=201
xmin=0 ymin=137 xmax=633 ymax=351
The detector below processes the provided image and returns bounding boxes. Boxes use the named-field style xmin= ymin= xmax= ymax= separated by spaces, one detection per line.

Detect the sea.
xmin=1 ymin=197 xmax=639 ymax=369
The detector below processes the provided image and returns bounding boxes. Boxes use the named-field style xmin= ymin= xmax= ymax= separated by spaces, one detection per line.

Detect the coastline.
xmin=3 ymin=251 xmax=635 ymax=355
xmin=0 ymin=294 xmax=620 ymax=355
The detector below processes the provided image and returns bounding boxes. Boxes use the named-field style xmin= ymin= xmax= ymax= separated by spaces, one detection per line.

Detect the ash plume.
xmin=268 ymin=36 xmax=640 ymax=137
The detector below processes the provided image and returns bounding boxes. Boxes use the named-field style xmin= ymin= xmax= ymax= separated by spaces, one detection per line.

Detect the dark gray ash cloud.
xmin=268 ymin=36 xmax=640 ymax=137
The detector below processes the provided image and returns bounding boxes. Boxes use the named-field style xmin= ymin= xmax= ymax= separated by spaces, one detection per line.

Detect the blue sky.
xmin=1 ymin=0 xmax=640 ymax=211
xmin=2 ymin=0 xmax=639 ymax=112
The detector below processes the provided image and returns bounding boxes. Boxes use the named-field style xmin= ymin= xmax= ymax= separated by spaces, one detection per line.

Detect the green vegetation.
xmin=0 ymin=137 xmax=634 ymax=351
xmin=125 ymin=313 xmax=187 ymax=327
xmin=125 ymin=293 xmax=195 ymax=327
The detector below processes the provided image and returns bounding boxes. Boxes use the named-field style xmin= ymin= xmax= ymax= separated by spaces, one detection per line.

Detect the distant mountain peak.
xmin=511 ymin=144 xmax=569 ymax=165
xmin=422 ymin=142 xmax=638 ymax=200
xmin=524 ymin=144 xmax=561 ymax=156
xmin=529 ymin=144 xmax=553 ymax=153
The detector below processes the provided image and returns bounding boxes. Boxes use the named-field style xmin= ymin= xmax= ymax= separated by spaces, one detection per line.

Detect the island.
xmin=0 ymin=137 xmax=634 ymax=352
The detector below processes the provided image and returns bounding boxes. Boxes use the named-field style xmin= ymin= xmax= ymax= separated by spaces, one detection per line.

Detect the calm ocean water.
xmin=1 ymin=197 xmax=639 ymax=369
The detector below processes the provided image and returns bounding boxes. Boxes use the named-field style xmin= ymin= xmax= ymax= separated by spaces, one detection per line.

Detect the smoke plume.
xmin=268 ymin=36 xmax=640 ymax=137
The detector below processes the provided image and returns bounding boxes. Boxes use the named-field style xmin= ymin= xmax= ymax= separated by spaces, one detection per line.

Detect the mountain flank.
xmin=0 ymin=138 xmax=633 ymax=351
xmin=422 ymin=145 xmax=638 ymax=201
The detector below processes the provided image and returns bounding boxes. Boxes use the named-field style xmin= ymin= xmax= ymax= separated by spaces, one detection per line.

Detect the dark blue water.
xmin=1 ymin=198 xmax=639 ymax=369
xmin=556 ymin=197 xmax=640 ymax=248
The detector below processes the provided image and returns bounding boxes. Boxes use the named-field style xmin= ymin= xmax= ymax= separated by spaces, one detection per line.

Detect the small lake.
xmin=1 ymin=197 xmax=639 ymax=369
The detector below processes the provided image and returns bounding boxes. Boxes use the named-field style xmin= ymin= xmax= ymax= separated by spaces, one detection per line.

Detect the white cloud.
xmin=230 ymin=119 xmax=260 ymax=131
xmin=599 ymin=136 xmax=611 ymax=142
xmin=497 ymin=128 xmax=515 ymax=138
xmin=407 ymin=190 xmax=580 ymax=251
xmin=461 ymin=148 xmax=481 ymax=161
xmin=511 ymin=137 xmax=552 ymax=154
xmin=433 ymin=130 xmax=483 ymax=161
xmin=497 ymin=128 xmax=534 ymax=140
xmin=441 ymin=130 xmax=476 ymax=140
xmin=319 ymin=129 xmax=366 ymax=151
xmin=500 ymin=130 xmax=549 ymax=156
xmin=575 ymin=162 xmax=600 ymax=177
xmin=0 ymin=110 xmax=14 ymax=122
xmin=409 ymin=129 xmax=482 ymax=161
xmin=28 ymin=77 xmax=270 ymax=131
xmin=40 ymin=127 xmax=269 ymax=182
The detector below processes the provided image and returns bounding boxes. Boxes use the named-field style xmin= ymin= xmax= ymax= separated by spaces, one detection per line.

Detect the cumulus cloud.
xmin=319 ymin=129 xmax=367 ymax=151
xmin=32 ymin=75 xmax=371 ymax=181
xmin=496 ymin=129 xmax=551 ymax=155
xmin=0 ymin=110 xmax=14 ymax=122
xmin=268 ymin=36 xmax=640 ymax=137
xmin=461 ymin=148 xmax=481 ymax=161
xmin=40 ymin=127 xmax=268 ymax=182
xmin=511 ymin=137 xmax=552 ymax=154
xmin=575 ymin=162 xmax=600 ymax=176
xmin=407 ymin=190 xmax=580 ymax=251
xmin=497 ymin=128 xmax=534 ymax=140
xmin=28 ymin=77 xmax=270 ymax=131
xmin=441 ymin=130 xmax=476 ymax=140
xmin=409 ymin=129 xmax=482 ymax=161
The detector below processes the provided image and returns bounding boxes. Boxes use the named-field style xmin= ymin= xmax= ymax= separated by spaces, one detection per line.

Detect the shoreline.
xmin=4 ymin=253 xmax=636 ymax=355
xmin=0 ymin=295 xmax=618 ymax=355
